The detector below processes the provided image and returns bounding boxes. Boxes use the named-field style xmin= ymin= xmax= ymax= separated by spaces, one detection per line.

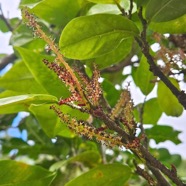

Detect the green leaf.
xmin=145 ymin=0 xmax=186 ymax=22
xmin=157 ymin=78 xmax=183 ymax=116
xmin=32 ymin=0 xmax=81 ymax=26
xmin=149 ymin=14 xmax=186 ymax=34
xmin=50 ymin=150 xmax=101 ymax=171
xmin=59 ymin=14 xmax=139 ymax=59
xmin=10 ymin=24 xmax=33 ymax=46
xmin=0 ymin=19 xmax=9 ymax=33
xmin=145 ymin=125 xmax=181 ymax=144
xmin=0 ymin=94 xmax=57 ymax=114
xmin=102 ymin=80 xmax=120 ymax=107
xmin=0 ymin=61 xmax=47 ymax=94
xmin=133 ymin=55 xmax=154 ymax=95
xmin=134 ymin=98 xmax=162 ymax=124
xmin=29 ymin=104 xmax=75 ymax=138
xmin=87 ymin=4 xmax=121 ymax=15
xmin=65 ymin=164 xmax=131 ymax=186
xmin=0 ymin=160 xmax=55 ymax=186
xmin=151 ymin=148 xmax=182 ymax=167
xmin=87 ymin=0 xmax=120 ymax=4
xmin=15 ymin=47 xmax=69 ymax=98
xmin=94 ymin=38 xmax=133 ymax=69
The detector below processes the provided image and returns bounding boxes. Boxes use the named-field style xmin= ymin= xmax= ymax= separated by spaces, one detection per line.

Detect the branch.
xmin=0 ymin=53 xmax=17 ymax=70
xmin=128 ymin=0 xmax=133 ymax=19
xmin=101 ymin=54 xmax=134 ymax=74
xmin=0 ymin=4 xmax=13 ymax=31
xmin=139 ymin=146 xmax=186 ymax=186
xmin=136 ymin=7 xmax=186 ymax=109
xmin=133 ymin=160 xmax=156 ymax=185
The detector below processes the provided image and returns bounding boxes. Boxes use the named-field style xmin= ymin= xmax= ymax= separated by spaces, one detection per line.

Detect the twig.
xmin=136 ymin=7 xmax=186 ymax=109
xmin=133 ymin=160 xmax=156 ymax=185
xmin=114 ymin=0 xmax=126 ymax=16
xmin=0 ymin=4 xmax=13 ymax=31
xmin=0 ymin=53 xmax=17 ymax=70
xmin=128 ymin=0 xmax=133 ymax=19
xmin=139 ymin=145 xmax=186 ymax=186
xmin=138 ymin=97 xmax=148 ymax=148
xmin=101 ymin=54 xmax=134 ymax=74
xmin=148 ymin=164 xmax=171 ymax=186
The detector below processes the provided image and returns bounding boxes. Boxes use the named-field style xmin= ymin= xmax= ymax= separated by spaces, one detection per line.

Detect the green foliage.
xmin=65 ymin=164 xmax=131 ymax=186
xmin=157 ymin=78 xmax=183 ymax=116
xmin=59 ymin=14 xmax=139 ymax=59
xmin=145 ymin=125 xmax=181 ymax=144
xmin=0 ymin=0 xmax=186 ymax=185
xmin=0 ymin=160 xmax=56 ymax=186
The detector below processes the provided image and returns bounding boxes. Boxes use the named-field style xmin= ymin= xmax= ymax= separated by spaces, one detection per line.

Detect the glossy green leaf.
xmin=145 ymin=125 xmax=181 ymax=144
xmin=15 ymin=47 xmax=69 ymax=98
xmin=94 ymin=38 xmax=133 ymax=69
xmin=59 ymin=14 xmax=139 ymax=59
xmin=32 ymin=0 xmax=81 ymax=26
xmin=0 ymin=160 xmax=55 ymax=186
xmin=149 ymin=14 xmax=186 ymax=34
xmin=157 ymin=78 xmax=183 ymax=116
xmin=87 ymin=0 xmax=120 ymax=4
xmin=0 ymin=94 xmax=57 ymax=114
xmin=134 ymin=98 xmax=162 ymax=124
xmin=133 ymin=55 xmax=154 ymax=95
xmin=29 ymin=104 xmax=75 ymax=138
xmin=65 ymin=164 xmax=131 ymax=186
xmin=145 ymin=0 xmax=186 ymax=22
xmin=0 ymin=61 xmax=47 ymax=94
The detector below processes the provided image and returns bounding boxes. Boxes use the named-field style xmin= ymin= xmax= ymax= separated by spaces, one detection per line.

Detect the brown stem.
xmin=148 ymin=165 xmax=171 ymax=186
xmin=128 ymin=0 xmax=133 ymax=19
xmin=0 ymin=53 xmax=17 ymax=70
xmin=139 ymin=146 xmax=186 ymax=186
xmin=136 ymin=7 xmax=186 ymax=109
xmin=134 ymin=160 xmax=156 ymax=185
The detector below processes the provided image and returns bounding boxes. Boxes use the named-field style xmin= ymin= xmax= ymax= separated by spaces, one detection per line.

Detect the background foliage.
xmin=0 ymin=0 xmax=186 ymax=185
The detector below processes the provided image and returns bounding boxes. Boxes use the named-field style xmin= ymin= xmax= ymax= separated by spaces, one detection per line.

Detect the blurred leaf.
xmin=32 ymin=0 xmax=81 ymax=26
xmin=134 ymin=98 xmax=162 ymax=124
xmin=87 ymin=0 xmax=120 ymax=3
xmin=69 ymin=150 xmax=101 ymax=167
xmin=94 ymin=38 xmax=133 ymax=69
xmin=0 ymin=160 xmax=56 ymax=186
xmin=29 ymin=104 xmax=75 ymax=138
xmin=65 ymin=164 xmax=131 ymax=186
xmin=0 ymin=61 xmax=47 ymax=94
xmin=0 ymin=19 xmax=9 ymax=33
xmin=133 ymin=55 xmax=155 ymax=95
xmin=59 ymin=14 xmax=139 ymax=59
xmin=20 ymin=0 xmax=42 ymax=7
xmin=157 ymin=78 xmax=183 ymax=116
xmin=50 ymin=150 xmax=101 ymax=171
xmin=87 ymin=4 xmax=121 ymax=15
xmin=149 ymin=14 xmax=186 ymax=34
xmin=102 ymin=80 xmax=120 ymax=107
xmin=15 ymin=47 xmax=69 ymax=98
xmin=152 ymin=148 xmax=182 ymax=167
xmin=145 ymin=0 xmax=186 ymax=22
xmin=0 ymin=94 xmax=57 ymax=114
xmin=145 ymin=125 xmax=181 ymax=144
xmin=10 ymin=24 xmax=33 ymax=46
